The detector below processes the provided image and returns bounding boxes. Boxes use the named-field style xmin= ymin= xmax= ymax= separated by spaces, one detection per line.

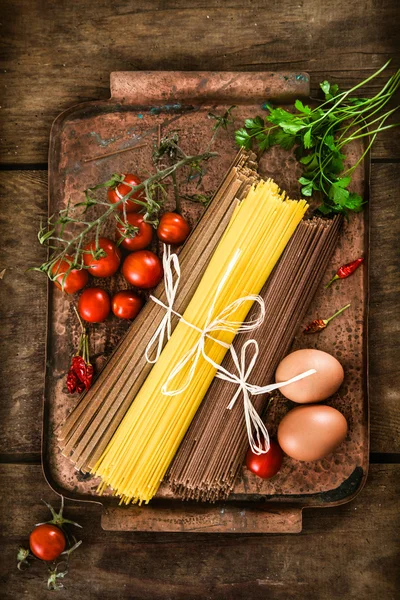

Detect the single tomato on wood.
xmin=245 ymin=439 xmax=283 ymax=479
xmin=51 ymin=256 xmax=88 ymax=294
xmin=157 ymin=212 xmax=191 ymax=245
xmin=122 ymin=250 xmax=163 ymax=289
xmin=78 ymin=287 xmax=111 ymax=323
xmin=29 ymin=524 xmax=66 ymax=562
xmin=116 ymin=213 xmax=153 ymax=251
xmin=112 ymin=290 xmax=144 ymax=320
xmin=108 ymin=173 xmax=144 ymax=213
xmin=83 ymin=237 xmax=121 ymax=278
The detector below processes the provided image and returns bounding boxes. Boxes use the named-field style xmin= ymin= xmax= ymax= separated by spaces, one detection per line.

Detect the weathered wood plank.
xmin=0 ymin=163 xmax=399 ymax=458
xmin=0 ymin=464 xmax=398 ymax=599
xmin=0 ymin=0 xmax=399 ymax=164
xmin=369 ymin=163 xmax=400 ymax=453
xmin=0 ymin=171 xmax=47 ymax=460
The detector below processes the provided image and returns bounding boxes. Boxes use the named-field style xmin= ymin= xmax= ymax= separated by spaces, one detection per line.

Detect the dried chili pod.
xmin=65 ymin=307 xmax=94 ymax=394
xmin=304 ymin=303 xmax=350 ymax=334
xmin=83 ymin=363 xmax=94 ymax=390
xmin=66 ymin=367 xmax=78 ymax=394
xmin=325 ymin=257 xmax=364 ymax=288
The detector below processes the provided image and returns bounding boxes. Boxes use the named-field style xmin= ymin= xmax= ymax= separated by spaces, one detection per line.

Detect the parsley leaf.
xmin=244 ymin=116 xmax=264 ymax=130
xmin=346 ymin=192 xmax=364 ymax=212
xmin=235 ymin=128 xmax=252 ymax=150
xmin=274 ymin=130 xmax=296 ymax=150
xmin=295 ymin=99 xmax=312 ymax=115
xmin=328 ymin=182 xmax=350 ymax=207
xmin=303 ymin=129 xmax=313 ymax=149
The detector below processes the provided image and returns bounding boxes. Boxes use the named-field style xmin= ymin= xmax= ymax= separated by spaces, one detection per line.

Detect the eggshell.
xmin=277 ymin=405 xmax=348 ymax=461
xmin=275 ymin=349 xmax=344 ymax=403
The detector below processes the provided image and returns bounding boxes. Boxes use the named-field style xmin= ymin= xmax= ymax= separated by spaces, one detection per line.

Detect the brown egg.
xmin=275 ymin=349 xmax=344 ymax=403
xmin=277 ymin=405 xmax=348 ymax=461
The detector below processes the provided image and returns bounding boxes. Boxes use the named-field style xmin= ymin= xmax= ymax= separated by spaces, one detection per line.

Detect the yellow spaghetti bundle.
xmin=92 ymin=179 xmax=308 ymax=504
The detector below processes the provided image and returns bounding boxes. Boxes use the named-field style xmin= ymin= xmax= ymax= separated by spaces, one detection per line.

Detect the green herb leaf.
xmin=334 ymin=176 xmax=352 ymax=188
xmin=301 ymin=184 xmax=314 ymax=197
xmin=235 ymin=128 xmax=252 ymax=149
xmin=298 ymin=177 xmax=312 ymax=185
xmin=299 ymin=153 xmax=316 ymax=165
xmin=329 ymin=153 xmax=346 ymax=174
xmin=274 ymin=130 xmax=296 ymax=150
xmin=346 ymin=192 xmax=364 ymax=212
xmin=320 ymin=80 xmax=340 ymax=100
xmin=267 ymin=107 xmax=294 ymax=125
xmin=256 ymin=133 xmax=274 ymax=151
xmin=244 ymin=116 xmax=264 ymax=130
xmin=303 ymin=129 xmax=313 ymax=149
xmin=324 ymin=135 xmax=337 ymax=151
xmin=320 ymin=81 xmax=330 ymax=95
xmin=295 ymin=99 xmax=312 ymax=115
xmin=329 ymin=183 xmax=350 ymax=207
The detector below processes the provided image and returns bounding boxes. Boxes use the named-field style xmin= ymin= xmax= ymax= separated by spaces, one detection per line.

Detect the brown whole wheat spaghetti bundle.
xmin=168 ymin=215 xmax=342 ymax=501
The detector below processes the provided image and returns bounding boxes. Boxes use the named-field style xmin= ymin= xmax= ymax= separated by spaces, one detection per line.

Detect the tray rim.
xmin=42 ymin=71 xmax=370 ymax=529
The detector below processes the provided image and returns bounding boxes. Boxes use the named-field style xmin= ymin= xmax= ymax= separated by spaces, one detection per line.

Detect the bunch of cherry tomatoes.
xmin=52 ymin=174 xmax=191 ymax=323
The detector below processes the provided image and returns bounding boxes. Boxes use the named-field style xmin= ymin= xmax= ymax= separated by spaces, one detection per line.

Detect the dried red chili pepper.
xmin=66 ymin=368 xmax=78 ymax=394
xmin=65 ymin=308 xmax=94 ymax=394
xmin=325 ymin=257 xmax=364 ymax=288
xmin=304 ymin=303 xmax=351 ymax=334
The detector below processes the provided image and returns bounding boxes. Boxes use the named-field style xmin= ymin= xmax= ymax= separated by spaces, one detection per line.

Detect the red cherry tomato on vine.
xmin=83 ymin=237 xmax=121 ymax=278
xmin=122 ymin=250 xmax=163 ymax=289
xmin=107 ymin=173 xmax=144 ymax=213
xmin=78 ymin=287 xmax=111 ymax=323
xmin=52 ymin=255 xmax=88 ymax=294
xmin=112 ymin=290 xmax=144 ymax=320
xmin=245 ymin=439 xmax=283 ymax=479
xmin=116 ymin=213 xmax=153 ymax=251
xmin=157 ymin=212 xmax=191 ymax=245
xmin=29 ymin=524 xmax=66 ymax=561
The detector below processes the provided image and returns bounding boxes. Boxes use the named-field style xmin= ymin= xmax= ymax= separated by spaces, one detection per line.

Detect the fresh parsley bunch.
xmin=236 ymin=62 xmax=399 ymax=215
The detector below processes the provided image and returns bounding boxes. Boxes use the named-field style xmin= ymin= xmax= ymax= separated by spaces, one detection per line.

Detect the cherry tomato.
xmin=157 ymin=212 xmax=191 ymax=245
xmin=116 ymin=213 xmax=153 ymax=251
xmin=112 ymin=290 xmax=144 ymax=320
xmin=51 ymin=256 xmax=88 ymax=294
xmin=29 ymin=524 xmax=66 ymax=561
xmin=83 ymin=237 xmax=121 ymax=278
xmin=78 ymin=287 xmax=111 ymax=323
xmin=245 ymin=439 xmax=283 ymax=479
xmin=107 ymin=173 xmax=144 ymax=213
xmin=122 ymin=250 xmax=163 ymax=289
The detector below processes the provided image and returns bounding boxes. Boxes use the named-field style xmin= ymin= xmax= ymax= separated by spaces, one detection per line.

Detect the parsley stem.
xmin=337 ymin=107 xmax=398 ymax=150
xmin=312 ymin=60 xmax=392 ymax=116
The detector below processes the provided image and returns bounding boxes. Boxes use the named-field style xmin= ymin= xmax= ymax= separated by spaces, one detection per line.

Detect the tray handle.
xmin=110 ymin=71 xmax=310 ymax=105
xmin=101 ymin=503 xmax=302 ymax=534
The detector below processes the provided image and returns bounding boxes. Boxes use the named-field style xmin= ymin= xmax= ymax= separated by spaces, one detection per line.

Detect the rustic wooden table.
xmin=0 ymin=2 xmax=399 ymax=598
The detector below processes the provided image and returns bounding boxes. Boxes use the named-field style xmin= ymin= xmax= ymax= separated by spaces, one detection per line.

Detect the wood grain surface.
xmin=0 ymin=464 xmax=398 ymax=600
xmin=1 ymin=0 xmax=399 ymax=164
xmin=0 ymin=0 xmax=399 ymax=598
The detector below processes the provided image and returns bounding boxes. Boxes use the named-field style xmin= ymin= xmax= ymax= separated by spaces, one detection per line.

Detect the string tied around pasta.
xmin=146 ymin=244 xmax=316 ymax=454
xmin=214 ymin=339 xmax=316 ymax=454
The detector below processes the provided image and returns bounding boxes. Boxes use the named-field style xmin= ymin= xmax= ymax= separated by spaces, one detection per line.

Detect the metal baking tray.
xmin=43 ymin=72 xmax=369 ymax=532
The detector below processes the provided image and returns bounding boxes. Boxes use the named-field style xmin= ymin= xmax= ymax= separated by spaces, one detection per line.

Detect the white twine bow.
xmin=145 ymin=244 xmax=316 ymax=454
xmin=159 ymin=248 xmax=266 ymax=397
xmin=213 ymin=339 xmax=316 ymax=454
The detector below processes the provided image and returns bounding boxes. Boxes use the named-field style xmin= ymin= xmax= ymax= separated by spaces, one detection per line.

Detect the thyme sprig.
xmin=235 ymin=61 xmax=399 ymax=215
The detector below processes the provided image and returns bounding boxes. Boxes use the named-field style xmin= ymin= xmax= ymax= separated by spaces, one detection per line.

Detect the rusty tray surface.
xmin=44 ymin=72 xmax=369 ymax=533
